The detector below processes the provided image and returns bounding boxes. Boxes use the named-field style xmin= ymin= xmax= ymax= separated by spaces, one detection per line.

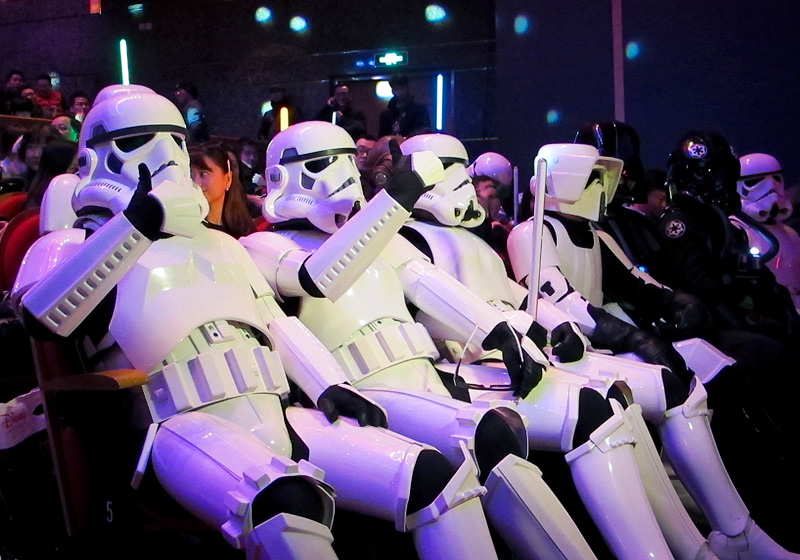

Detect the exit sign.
xmin=374 ymin=51 xmax=408 ymax=67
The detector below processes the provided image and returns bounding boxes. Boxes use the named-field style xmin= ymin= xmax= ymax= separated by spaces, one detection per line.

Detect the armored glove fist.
xmin=483 ymin=322 xmax=543 ymax=398
xmin=384 ymin=140 xmax=444 ymax=212
xmin=550 ymin=322 xmax=586 ymax=363
xmin=124 ymin=163 xmax=167 ymax=241
xmin=317 ymin=383 xmax=388 ymax=428
xmin=124 ymin=163 xmax=208 ymax=240
xmin=657 ymin=291 xmax=709 ymax=341
xmin=588 ymin=306 xmax=691 ymax=385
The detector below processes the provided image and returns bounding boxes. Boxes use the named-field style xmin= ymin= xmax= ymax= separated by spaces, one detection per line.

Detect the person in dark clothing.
xmin=257 ymin=86 xmax=302 ymax=143
xmin=173 ymin=81 xmax=210 ymax=144
xmin=378 ymin=75 xmax=431 ymax=138
xmin=314 ymin=83 xmax=367 ymax=139
xmin=575 ymin=122 xmax=800 ymax=551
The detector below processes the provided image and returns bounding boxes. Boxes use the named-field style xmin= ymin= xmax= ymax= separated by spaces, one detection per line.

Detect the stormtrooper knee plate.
xmin=150 ymin=407 xmax=335 ymax=554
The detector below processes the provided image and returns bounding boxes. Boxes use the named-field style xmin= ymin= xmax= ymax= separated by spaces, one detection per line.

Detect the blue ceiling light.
xmin=289 ymin=16 xmax=308 ymax=33
xmin=546 ymin=110 xmax=560 ymax=125
xmin=425 ymin=4 xmax=447 ymax=23
xmin=625 ymin=41 xmax=641 ymax=60
xmin=514 ymin=15 xmax=530 ymax=35
xmin=255 ymin=7 xmax=272 ymax=24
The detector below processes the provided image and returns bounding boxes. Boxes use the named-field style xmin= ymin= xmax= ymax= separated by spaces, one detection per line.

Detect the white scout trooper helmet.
xmin=262 ymin=121 xmax=364 ymax=234
xmin=400 ymin=133 xmax=486 ymax=228
xmin=466 ymin=151 xmax=513 ymax=187
xmin=73 ymin=84 xmax=191 ymax=215
xmin=531 ymin=143 xmax=623 ymax=222
xmin=737 ymin=152 xmax=792 ymax=223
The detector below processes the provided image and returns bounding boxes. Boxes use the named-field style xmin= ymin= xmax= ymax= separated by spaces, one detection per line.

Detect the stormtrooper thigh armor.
xmin=285 ymin=407 xmax=499 ymax=560
xmin=151 ymin=393 xmax=338 ymax=560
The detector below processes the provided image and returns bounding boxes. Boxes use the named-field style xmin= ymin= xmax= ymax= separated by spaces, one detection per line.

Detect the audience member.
xmin=9 ymin=95 xmax=40 ymax=118
xmin=359 ymin=134 xmax=402 ymax=200
xmin=65 ymin=90 xmax=91 ymax=131
xmin=32 ymin=74 xmax=65 ymax=119
xmin=378 ymin=75 xmax=431 ymax=137
xmin=314 ymin=83 xmax=368 ymax=139
xmin=235 ymin=136 xmax=265 ymax=195
xmin=0 ymin=125 xmax=27 ymax=181
xmin=24 ymin=139 xmax=77 ymax=209
xmin=257 ymin=86 xmax=303 ymax=142
xmin=0 ymin=70 xmax=25 ymax=114
xmin=355 ymin=133 xmax=376 ymax=172
xmin=17 ymin=124 xmax=61 ymax=187
xmin=174 ymin=81 xmax=210 ymax=144
xmin=51 ymin=116 xmax=78 ymax=142
xmin=189 ymin=142 xmax=254 ymax=238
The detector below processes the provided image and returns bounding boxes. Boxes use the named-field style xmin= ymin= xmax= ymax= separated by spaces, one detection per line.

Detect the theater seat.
xmin=0 ymin=206 xmax=40 ymax=293
xmin=0 ymin=192 xmax=28 ymax=222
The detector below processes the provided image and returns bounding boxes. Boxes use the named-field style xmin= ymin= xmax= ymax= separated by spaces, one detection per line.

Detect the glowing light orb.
xmin=425 ymin=4 xmax=447 ymax=23
xmin=255 ymin=7 xmax=272 ymax=24
xmin=625 ymin=41 xmax=641 ymax=60
xmin=546 ymin=110 xmax=560 ymax=124
xmin=289 ymin=16 xmax=308 ymax=32
xmin=514 ymin=15 xmax=530 ymax=35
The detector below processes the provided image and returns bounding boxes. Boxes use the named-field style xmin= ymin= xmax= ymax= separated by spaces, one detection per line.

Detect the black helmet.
xmin=665 ymin=130 xmax=741 ymax=213
xmin=575 ymin=120 xmax=646 ymax=203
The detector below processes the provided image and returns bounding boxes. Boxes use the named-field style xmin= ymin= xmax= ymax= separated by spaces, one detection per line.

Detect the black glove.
xmin=588 ymin=305 xmax=691 ymax=384
xmin=526 ymin=321 xmax=548 ymax=350
xmin=122 ymin=163 xmax=167 ymax=241
xmin=383 ymin=139 xmax=433 ymax=212
xmin=483 ymin=322 xmax=543 ymax=398
xmin=550 ymin=322 xmax=585 ymax=363
xmin=655 ymin=291 xmax=709 ymax=341
xmin=317 ymin=384 xmax=388 ymax=428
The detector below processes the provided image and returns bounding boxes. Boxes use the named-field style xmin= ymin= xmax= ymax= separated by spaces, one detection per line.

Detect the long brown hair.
xmin=189 ymin=142 xmax=254 ymax=238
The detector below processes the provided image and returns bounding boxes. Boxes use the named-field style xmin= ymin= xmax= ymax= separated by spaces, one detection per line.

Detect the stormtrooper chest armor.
xmin=403 ymin=220 xmax=516 ymax=308
xmin=543 ymin=216 xmax=604 ymax=307
xmin=109 ymin=228 xmax=288 ymax=422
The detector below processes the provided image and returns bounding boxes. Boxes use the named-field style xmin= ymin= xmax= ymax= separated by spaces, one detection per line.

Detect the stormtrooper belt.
xmin=332 ymin=320 xmax=440 ymax=384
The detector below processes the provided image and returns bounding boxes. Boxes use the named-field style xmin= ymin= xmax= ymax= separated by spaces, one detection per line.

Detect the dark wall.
xmin=1 ymin=0 xmax=497 ymax=156
xmin=496 ymin=0 xmax=800 ymax=185
xmin=102 ymin=0 xmax=497 ymax=150
xmin=0 ymin=0 xmax=115 ymax=97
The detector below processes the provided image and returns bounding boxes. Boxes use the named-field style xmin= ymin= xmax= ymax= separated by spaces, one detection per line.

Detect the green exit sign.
xmin=374 ymin=51 xmax=408 ymax=67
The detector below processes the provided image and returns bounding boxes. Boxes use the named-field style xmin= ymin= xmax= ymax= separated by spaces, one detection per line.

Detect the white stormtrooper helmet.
xmin=467 ymin=151 xmax=513 ymax=187
xmin=263 ymin=121 xmax=364 ymax=233
xmin=73 ymin=85 xmax=191 ymax=215
xmin=737 ymin=153 xmax=792 ymax=223
xmin=531 ymin=143 xmax=623 ymax=221
xmin=400 ymin=133 xmax=486 ymax=228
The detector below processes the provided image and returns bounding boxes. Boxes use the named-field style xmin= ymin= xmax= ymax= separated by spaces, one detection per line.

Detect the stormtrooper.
xmin=736 ymin=152 xmax=800 ymax=309
xmin=245 ymin=121 xmax=717 ymax=560
xmin=11 ymin=86 xmax=504 ymax=560
xmin=506 ymin=142 xmax=799 ymax=560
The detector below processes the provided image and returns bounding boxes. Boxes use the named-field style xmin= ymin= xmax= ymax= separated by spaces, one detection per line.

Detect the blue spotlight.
xmin=255 ymin=7 xmax=272 ymax=24
xmin=425 ymin=4 xmax=447 ymax=23
xmin=546 ymin=110 xmax=560 ymax=125
xmin=289 ymin=16 xmax=308 ymax=32
xmin=625 ymin=41 xmax=641 ymax=60
xmin=514 ymin=15 xmax=530 ymax=35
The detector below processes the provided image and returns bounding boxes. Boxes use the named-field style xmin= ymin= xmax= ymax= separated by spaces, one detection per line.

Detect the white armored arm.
xmin=14 ymin=212 xmax=151 ymax=337
xmin=266 ymin=315 xmax=360 ymax=403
